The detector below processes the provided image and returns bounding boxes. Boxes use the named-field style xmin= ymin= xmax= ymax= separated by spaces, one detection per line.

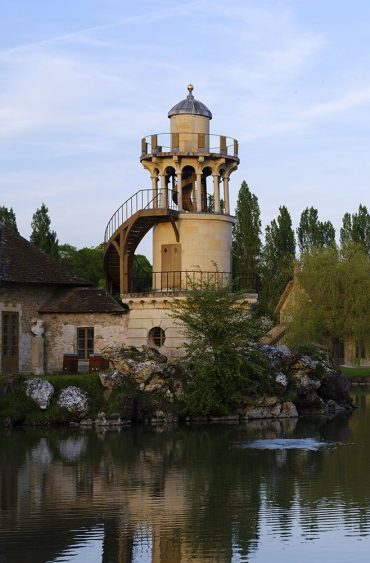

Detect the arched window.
xmin=148 ymin=327 xmax=166 ymax=348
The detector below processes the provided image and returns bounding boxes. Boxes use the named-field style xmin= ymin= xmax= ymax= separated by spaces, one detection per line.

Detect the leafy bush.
xmin=171 ymin=279 xmax=272 ymax=415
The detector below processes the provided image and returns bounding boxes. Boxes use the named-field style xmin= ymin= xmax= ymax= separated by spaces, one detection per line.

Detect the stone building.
xmin=1 ymin=86 xmax=257 ymax=374
xmin=104 ymin=85 xmax=258 ymax=357
xmin=275 ymin=270 xmax=370 ymax=367
xmin=0 ymin=222 xmax=126 ymax=376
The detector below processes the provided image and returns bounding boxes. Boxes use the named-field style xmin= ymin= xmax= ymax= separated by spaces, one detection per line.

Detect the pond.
xmin=1 ymin=390 xmax=370 ymax=562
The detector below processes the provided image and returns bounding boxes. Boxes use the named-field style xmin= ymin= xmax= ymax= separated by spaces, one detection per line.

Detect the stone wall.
xmin=122 ymin=293 xmax=258 ymax=358
xmin=122 ymin=296 xmax=186 ymax=358
xmin=152 ymin=213 xmax=234 ymax=277
xmin=0 ymin=283 xmax=55 ymax=374
xmin=41 ymin=312 xmax=128 ymax=373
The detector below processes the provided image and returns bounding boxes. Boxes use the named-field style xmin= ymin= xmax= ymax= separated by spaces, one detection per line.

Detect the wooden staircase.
xmin=104 ymin=190 xmax=179 ymax=295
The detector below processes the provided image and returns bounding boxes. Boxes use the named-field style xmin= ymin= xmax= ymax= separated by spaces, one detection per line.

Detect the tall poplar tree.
xmin=30 ymin=203 xmax=59 ymax=258
xmin=0 ymin=206 xmax=19 ymax=233
xmin=232 ymin=181 xmax=261 ymax=277
xmin=297 ymin=207 xmax=335 ymax=254
xmin=340 ymin=204 xmax=370 ymax=256
xmin=260 ymin=205 xmax=296 ymax=315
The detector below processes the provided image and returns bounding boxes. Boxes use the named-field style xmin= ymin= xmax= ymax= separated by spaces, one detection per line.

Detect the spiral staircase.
xmin=103 ymin=189 xmax=179 ymax=295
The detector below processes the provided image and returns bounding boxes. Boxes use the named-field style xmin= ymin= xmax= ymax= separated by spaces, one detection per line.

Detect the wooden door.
xmin=161 ymin=244 xmax=181 ymax=289
xmin=1 ymin=312 xmax=19 ymax=375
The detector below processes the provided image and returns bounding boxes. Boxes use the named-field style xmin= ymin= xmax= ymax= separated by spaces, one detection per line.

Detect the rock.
xmin=327 ymin=399 xmax=346 ymax=413
xmin=99 ymin=370 xmax=128 ymax=390
xmin=57 ymin=386 xmax=88 ymax=413
xmin=275 ymin=372 xmax=288 ymax=387
xmin=142 ymin=345 xmax=168 ymax=363
xmin=209 ymin=415 xmax=240 ymax=423
xmin=95 ymin=411 xmax=107 ymax=426
xmin=25 ymin=378 xmax=54 ymax=410
xmin=131 ymin=361 xmax=166 ymax=384
xmin=100 ymin=345 xmax=141 ymax=371
xmin=260 ymin=344 xmax=292 ymax=368
xmin=149 ymin=409 xmax=178 ymax=425
xmin=292 ymin=355 xmax=318 ymax=373
xmin=295 ymin=390 xmax=328 ymax=415
xmin=243 ymin=395 xmax=278 ymax=407
xmin=242 ymin=406 xmax=275 ymax=419
xmin=280 ymin=402 xmax=299 ymax=418
xmin=144 ymin=374 xmax=166 ymax=393
xmin=80 ymin=418 xmax=94 ymax=426
xmin=318 ymin=374 xmax=351 ymax=404
xmin=270 ymin=403 xmax=282 ymax=417
xmin=293 ymin=371 xmax=321 ymax=390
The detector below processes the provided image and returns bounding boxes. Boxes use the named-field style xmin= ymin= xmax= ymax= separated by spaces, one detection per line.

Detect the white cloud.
xmin=1 ymin=1 xmax=369 ymax=249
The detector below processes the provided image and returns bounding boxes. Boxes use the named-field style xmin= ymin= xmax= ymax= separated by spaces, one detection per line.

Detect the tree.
xmin=286 ymin=243 xmax=370 ymax=364
xmin=232 ymin=181 xmax=262 ymax=276
xmin=260 ymin=206 xmax=296 ymax=315
xmin=171 ymin=279 xmax=270 ymax=415
xmin=297 ymin=207 xmax=335 ymax=254
xmin=0 ymin=206 xmax=18 ymax=233
xmin=340 ymin=204 xmax=370 ymax=256
xmin=59 ymin=243 xmax=105 ymax=286
xmin=30 ymin=203 xmax=59 ymax=258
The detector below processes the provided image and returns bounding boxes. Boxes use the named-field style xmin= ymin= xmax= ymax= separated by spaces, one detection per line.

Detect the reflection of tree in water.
xmin=1 ymin=406 xmax=370 ymax=562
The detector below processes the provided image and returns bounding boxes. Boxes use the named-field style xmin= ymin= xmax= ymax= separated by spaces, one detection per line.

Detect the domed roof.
xmin=168 ymin=84 xmax=212 ymax=119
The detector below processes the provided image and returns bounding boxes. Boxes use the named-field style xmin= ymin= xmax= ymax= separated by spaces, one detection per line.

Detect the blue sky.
xmin=1 ymin=0 xmax=370 ymax=257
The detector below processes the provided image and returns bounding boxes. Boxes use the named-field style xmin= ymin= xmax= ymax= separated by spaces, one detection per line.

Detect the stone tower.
xmin=104 ymin=86 xmax=255 ymax=355
xmin=140 ymin=84 xmax=239 ymax=288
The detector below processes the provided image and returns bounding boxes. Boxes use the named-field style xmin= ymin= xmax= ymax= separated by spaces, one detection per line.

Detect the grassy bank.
xmin=340 ymin=367 xmax=370 ymax=378
xmin=0 ymin=373 xmax=147 ymax=425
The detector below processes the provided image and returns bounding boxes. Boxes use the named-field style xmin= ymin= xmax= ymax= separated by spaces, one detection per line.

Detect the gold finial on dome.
xmin=187 ymin=83 xmax=194 ymax=95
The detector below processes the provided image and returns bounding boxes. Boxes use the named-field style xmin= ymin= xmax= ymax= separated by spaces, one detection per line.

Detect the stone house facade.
xmin=0 ymin=223 xmax=127 ymax=375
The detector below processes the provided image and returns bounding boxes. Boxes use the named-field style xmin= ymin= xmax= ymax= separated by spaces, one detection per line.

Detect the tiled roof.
xmin=0 ymin=222 xmax=91 ymax=286
xmin=39 ymin=286 xmax=126 ymax=314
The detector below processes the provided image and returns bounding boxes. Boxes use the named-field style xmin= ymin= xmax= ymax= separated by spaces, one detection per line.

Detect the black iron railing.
xmin=124 ymin=270 xmax=259 ymax=294
xmin=104 ymin=188 xmax=227 ymax=244
xmin=104 ymin=188 xmax=179 ymax=244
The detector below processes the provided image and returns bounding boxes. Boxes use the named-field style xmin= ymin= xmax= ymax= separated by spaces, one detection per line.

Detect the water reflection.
xmin=0 ymin=394 xmax=370 ymax=562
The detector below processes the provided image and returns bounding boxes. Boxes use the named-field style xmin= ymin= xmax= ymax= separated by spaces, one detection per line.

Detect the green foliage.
xmin=171 ymin=279 xmax=271 ymax=415
xmin=260 ymin=205 xmax=296 ymax=315
xmin=232 ymin=181 xmax=262 ymax=277
xmin=297 ymin=207 xmax=335 ymax=254
xmin=59 ymin=243 xmax=104 ymax=286
xmin=286 ymin=243 xmax=370 ymax=363
xmin=30 ymin=203 xmax=59 ymax=258
xmin=132 ymin=254 xmax=153 ymax=292
xmin=0 ymin=206 xmax=18 ymax=233
xmin=340 ymin=204 xmax=370 ymax=256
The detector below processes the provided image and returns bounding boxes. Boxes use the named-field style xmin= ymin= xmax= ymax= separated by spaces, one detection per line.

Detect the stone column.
xmin=213 ymin=174 xmax=220 ymax=213
xmin=196 ymin=172 xmax=202 ymax=212
xmin=151 ymin=175 xmax=158 ymax=209
xmin=176 ymin=169 xmax=183 ymax=212
xmin=160 ymin=174 xmax=168 ymax=208
xmin=223 ymin=176 xmax=230 ymax=215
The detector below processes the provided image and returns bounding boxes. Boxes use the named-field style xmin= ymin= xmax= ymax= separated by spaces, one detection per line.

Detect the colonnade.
xmin=149 ymin=166 xmax=232 ymax=215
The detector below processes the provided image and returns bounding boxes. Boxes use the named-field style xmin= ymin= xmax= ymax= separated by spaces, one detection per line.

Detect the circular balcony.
xmin=140 ymin=133 xmax=239 ymax=162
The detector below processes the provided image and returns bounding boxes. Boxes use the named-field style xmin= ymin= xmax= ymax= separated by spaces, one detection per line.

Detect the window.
xmin=77 ymin=327 xmax=94 ymax=360
xmin=148 ymin=327 xmax=166 ymax=348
